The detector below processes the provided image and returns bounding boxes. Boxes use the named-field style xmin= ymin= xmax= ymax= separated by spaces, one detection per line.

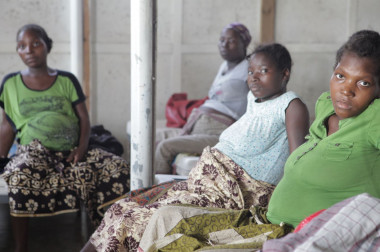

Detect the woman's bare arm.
xmin=0 ymin=110 xmax=15 ymax=158
xmin=285 ymin=98 xmax=310 ymax=153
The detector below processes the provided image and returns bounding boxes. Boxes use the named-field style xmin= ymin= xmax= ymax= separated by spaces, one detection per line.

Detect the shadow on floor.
xmin=0 ymin=203 xmax=95 ymax=252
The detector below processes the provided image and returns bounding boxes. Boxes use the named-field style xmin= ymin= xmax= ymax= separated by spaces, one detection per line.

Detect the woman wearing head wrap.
xmin=155 ymin=22 xmax=252 ymax=174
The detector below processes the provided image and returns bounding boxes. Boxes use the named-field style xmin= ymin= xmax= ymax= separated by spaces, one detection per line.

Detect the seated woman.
xmin=266 ymin=29 xmax=380 ymax=227
xmin=0 ymin=24 xmax=130 ymax=252
xmin=155 ymin=22 xmax=252 ymax=174
xmin=81 ymin=43 xmax=310 ymax=251
xmin=136 ymin=30 xmax=380 ymax=250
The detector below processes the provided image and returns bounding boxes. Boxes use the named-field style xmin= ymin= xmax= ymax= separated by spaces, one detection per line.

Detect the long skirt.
xmin=90 ymin=146 xmax=276 ymax=251
xmin=1 ymin=139 xmax=130 ymax=226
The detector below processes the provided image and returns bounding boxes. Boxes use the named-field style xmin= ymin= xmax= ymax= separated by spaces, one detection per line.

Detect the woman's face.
xmin=16 ymin=29 xmax=48 ymax=69
xmin=218 ymin=28 xmax=246 ymax=63
xmin=330 ymin=52 xmax=380 ymax=120
xmin=247 ymin=52 xmax=288 ymax=102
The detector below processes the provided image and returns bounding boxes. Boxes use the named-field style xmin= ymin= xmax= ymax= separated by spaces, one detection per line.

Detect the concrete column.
xmin=130 ymin=0 xmax=157 ymax=190
xmin=70 ymin=0 xmax=83 ymax=83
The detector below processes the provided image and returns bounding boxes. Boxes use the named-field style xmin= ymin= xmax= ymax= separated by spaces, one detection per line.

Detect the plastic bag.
xmin=165 ymin=93 xmax=207 ymax=128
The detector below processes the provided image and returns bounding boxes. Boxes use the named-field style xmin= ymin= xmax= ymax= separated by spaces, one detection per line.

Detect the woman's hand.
xmin=66 ymin=145 xmax=87 ymax=164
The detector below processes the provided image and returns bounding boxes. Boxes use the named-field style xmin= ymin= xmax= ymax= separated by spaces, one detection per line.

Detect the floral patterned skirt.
xmin=90 ymin=146 xmax=276 ymax=251
xmin=1 ymin=139 xmax=130 ymax=226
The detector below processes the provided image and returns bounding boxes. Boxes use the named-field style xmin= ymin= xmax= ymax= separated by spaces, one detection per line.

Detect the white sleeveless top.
xmin=214 ymin=91 xmax=299 ymax=185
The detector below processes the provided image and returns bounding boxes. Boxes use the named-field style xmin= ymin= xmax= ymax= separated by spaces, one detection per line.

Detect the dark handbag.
xmin=165 ymin=93 xmax=208 ymax=128
xmin=88 ymin=125 xmax=124 ymax=156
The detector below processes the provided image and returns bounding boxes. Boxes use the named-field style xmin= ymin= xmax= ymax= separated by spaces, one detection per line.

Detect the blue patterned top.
xmin=214 ymin=91 xmax=299 ymax=185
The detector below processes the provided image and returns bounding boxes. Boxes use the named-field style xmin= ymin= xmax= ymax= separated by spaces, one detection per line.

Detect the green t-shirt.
xmin=0 ymin=71 xmax=86 ymax=151
xmin=266 ymin=92 xmax=380 ymax=228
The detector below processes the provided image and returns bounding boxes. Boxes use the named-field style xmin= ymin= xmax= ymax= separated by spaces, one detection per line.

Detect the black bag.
xmin=89 ymin=125 xmax=124 ymax=156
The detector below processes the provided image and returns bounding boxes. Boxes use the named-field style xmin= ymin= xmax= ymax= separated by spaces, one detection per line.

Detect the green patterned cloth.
xmin=139 ymin=205 xmax=293 ymax=251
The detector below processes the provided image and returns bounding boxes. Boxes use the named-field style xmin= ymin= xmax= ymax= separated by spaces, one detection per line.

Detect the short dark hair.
xmin=335 ymin=30 xmax=380 ymax=78
xmin=16 ymin=24 xmax=53 ymax=53
xmin=248 ymin=43 xmax=293 ymax=73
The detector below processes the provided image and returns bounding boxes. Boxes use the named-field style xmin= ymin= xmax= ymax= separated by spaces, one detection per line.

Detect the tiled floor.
xmin=0 ymin=203 xmax=94 ymax=252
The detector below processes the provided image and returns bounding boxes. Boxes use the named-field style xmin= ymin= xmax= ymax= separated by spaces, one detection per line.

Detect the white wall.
xmin=0 ymin=0 xmax=379 ymax=159
xmin=275 ymin=0 xmax=380 ymax=118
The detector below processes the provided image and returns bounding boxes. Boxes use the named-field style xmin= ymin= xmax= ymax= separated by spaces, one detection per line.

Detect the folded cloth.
xmin=138 ymin=205 xmax=292 ymax=251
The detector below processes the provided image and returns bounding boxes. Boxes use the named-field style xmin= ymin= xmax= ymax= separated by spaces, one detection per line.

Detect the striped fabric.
xmin=262 ymin=193 xmax=380 ymax=252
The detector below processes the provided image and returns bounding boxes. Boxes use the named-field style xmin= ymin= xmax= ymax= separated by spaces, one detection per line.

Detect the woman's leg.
xmin=75 ymin=148 xmax=130 ymax=227
xmin=154 ymin=134 xmax=219 ymax=174
xmin=11 ymin=216 xmax=29 ymax=252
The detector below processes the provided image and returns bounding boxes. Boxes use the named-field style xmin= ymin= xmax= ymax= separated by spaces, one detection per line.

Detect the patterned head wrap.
xmin=223 ymin=22 xmax=252 ymax=47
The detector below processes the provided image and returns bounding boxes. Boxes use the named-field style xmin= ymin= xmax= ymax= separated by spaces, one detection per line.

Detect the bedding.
xmin=138 ymin=193 xmax=380 ymax=251
xmin=262 ymin=193 xmax=380 ymax=251
xmin=90 ymin=147 xmax=275 ymax=251
xmin=138 ymin=205 xmax=291 ymax=251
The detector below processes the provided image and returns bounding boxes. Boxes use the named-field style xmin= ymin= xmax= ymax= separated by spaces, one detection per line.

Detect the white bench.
xmin=154 ymin=174 xmax=188 ymax=184
xmin=0 ymin=176 xmax=8 ymax=203
xmin=172 ymin=153 xmax=199 ymax=176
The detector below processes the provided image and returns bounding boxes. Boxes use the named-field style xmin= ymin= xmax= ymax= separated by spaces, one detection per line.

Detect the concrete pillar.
xmin=130 ymin=0 xmax=157 ymax=190
xmin=70 ymin=0 xmax=83 ymax=83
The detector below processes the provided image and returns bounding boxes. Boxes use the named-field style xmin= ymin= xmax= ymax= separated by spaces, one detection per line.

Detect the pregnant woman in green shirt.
xmin=0 ymin=24 xmax=130 ymax=252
